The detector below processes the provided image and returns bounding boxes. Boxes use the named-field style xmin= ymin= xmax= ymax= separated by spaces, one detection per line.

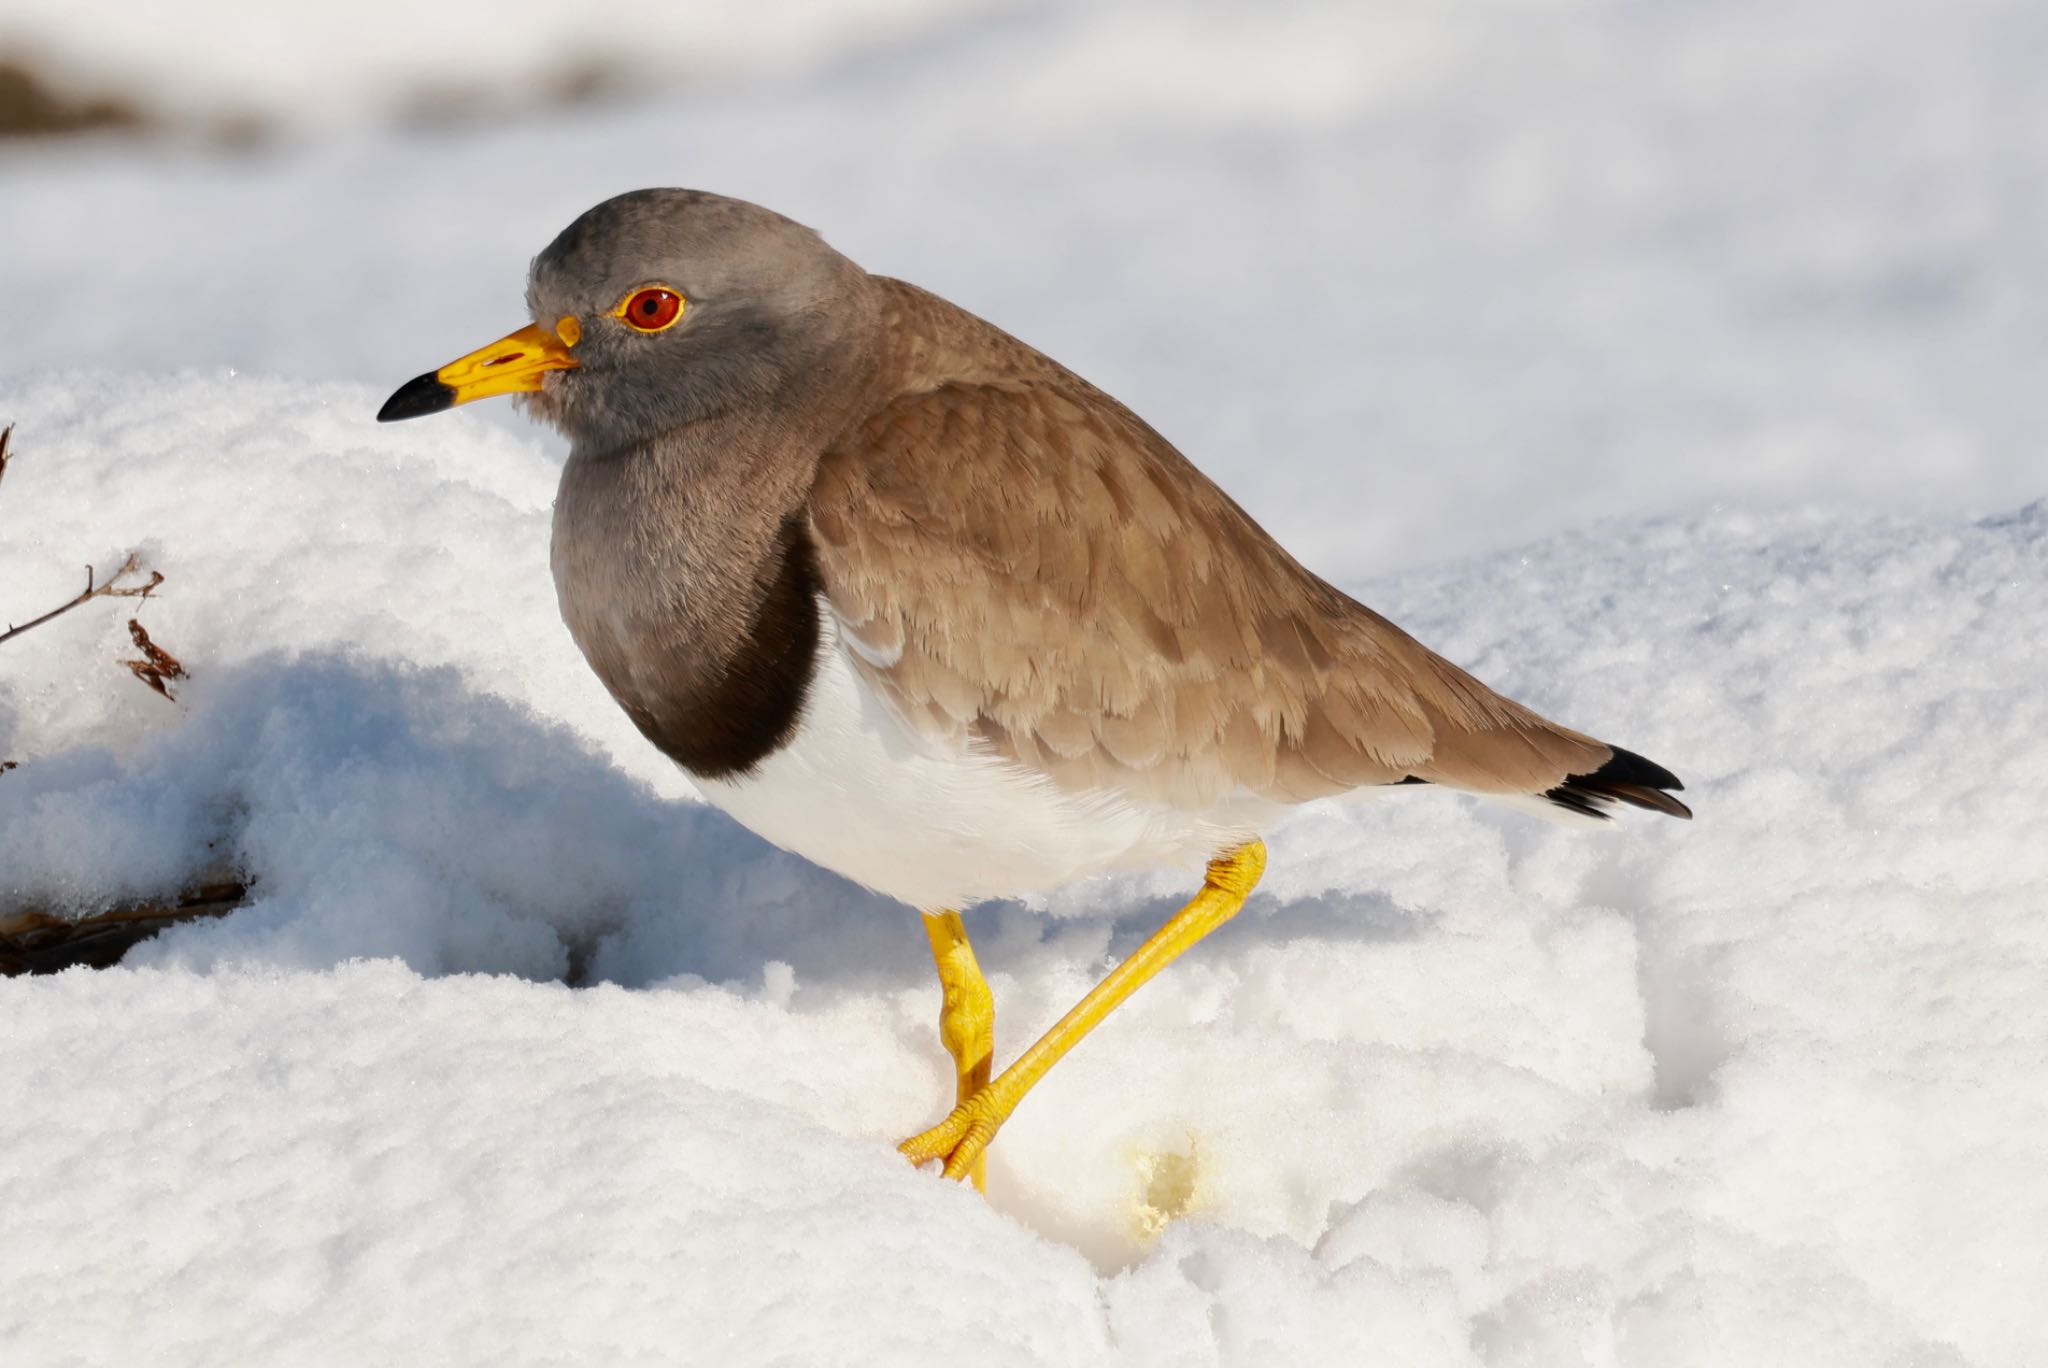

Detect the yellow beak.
xmin=377 ymin=316 xmax=581 ymax=421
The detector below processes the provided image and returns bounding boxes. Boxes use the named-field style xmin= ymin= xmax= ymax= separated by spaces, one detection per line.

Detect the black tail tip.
xmin=1546 ymin=745 xmax=1692 ymax=821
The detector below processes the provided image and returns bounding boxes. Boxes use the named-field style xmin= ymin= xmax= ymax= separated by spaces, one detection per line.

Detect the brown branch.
xmin=0 ymin=552 xmax=164 ymax=647
xmin=0 ymin=426 xmax=167 ymax=648
xmin=0 ymin=877 xmax=251 ymax=976
xmin=0 ymin=422 xmax=221 ymax=967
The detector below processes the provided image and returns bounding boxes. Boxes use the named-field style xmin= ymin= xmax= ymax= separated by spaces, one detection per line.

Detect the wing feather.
xmin=804 ymin=282 xmax=1654 ymax=814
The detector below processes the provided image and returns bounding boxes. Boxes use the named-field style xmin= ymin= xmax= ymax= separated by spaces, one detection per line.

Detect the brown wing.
xmin=807 ymin=291 xmax=1684 ymax=817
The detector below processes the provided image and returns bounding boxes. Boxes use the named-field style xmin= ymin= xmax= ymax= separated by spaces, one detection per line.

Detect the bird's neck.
xmin=548 ymin=320 xmax=883 ymax=778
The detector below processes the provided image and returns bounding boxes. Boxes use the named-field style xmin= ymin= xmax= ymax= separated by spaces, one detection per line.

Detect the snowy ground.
xmin=4 ymin=2 xmax=2045 ymax=1365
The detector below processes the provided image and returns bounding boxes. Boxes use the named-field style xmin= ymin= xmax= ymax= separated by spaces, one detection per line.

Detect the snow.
xmin=5 ymin=0 xmax=2044 ymax=579
xmin=3 ymin=0 xmax=2045 ymax=1364
xmin=0 ymin=0 xmax=1016 ymax=130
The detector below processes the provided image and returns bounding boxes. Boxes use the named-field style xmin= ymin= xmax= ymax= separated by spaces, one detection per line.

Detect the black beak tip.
xmin=377 ymin=373 xmax=456 ymax=423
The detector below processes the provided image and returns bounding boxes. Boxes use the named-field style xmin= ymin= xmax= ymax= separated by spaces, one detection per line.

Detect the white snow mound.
xmin=2 ymin=374 xmax=2040 ymax=1365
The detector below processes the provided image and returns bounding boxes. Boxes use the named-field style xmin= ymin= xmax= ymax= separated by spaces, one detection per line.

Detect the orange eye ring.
xmin=616 ymin=286 xmax=685 ymax=333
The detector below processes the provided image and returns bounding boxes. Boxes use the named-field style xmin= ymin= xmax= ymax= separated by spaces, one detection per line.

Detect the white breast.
xmin=692 ymin=610 xmax=1259 ymax=911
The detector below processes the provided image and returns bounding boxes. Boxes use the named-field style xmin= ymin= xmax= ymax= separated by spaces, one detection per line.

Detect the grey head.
xmin=367 ymin=190 xmax=891 ymax=781
xmin=519 ymin=189 xmax=879 ymax=452
xmin=375 ymin=189 xmax=878 ymax=449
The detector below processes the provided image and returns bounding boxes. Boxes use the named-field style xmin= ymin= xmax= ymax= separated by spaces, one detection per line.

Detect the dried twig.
xmin=0 ymin=424 xmax=168 ymax=647
xmin=0 ymin=427 xmax=169 ymax=648
xmin=0 ymin=422 xmax=226 ymax=968
xmin=123 ymin=618 xmax=187 ymax=700
xmin=0 ymin=552 xmax=164 ymax=647
xmin=0 ymin=877 xmax=252 ymax=976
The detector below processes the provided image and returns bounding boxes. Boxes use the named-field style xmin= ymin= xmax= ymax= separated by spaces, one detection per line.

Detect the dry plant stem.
xmin=0 ymin=878 xmax=251 ymax=977
xmin=0 ymin=553 xmax=164 ymax=647
xmin=0 ymin=422 xmax=13 ymax=497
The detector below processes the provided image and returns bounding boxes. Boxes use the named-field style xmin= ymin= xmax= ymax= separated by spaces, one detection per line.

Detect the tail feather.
xmin=1545 ymin=745 xmax=1692 ymax=821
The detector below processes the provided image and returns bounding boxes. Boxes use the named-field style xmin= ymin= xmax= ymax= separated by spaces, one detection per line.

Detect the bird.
xmin=379 ymin=188 xmax=1689 ymax=1189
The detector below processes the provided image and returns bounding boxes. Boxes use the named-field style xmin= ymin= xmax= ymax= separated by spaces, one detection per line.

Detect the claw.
xmin=919 ymin=909 xmax=997 ymax=1188
xmin=898 ymin=842 xmax=1267 ymax=1190
xmin=899 ymin=1097 xmax=999 ymax=1180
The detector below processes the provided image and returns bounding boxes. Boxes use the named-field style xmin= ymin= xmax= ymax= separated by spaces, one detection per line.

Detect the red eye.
xmin=618 ymin=287 xmax=683 ymax=332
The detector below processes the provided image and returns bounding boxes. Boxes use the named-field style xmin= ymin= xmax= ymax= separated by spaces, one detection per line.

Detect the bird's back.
xmin=808 ymin=278 xmax=1688 ymax=822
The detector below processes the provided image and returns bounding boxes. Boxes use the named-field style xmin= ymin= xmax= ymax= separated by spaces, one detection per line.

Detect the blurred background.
xmin=2 ymin=0 xmax=2041 ymax=581
xmin=3 ymin=16 xmax=2043 ymax=1358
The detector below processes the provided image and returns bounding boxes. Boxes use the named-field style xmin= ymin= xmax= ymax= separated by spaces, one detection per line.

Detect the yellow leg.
xmin=922 ymin=909 xmax=996 ymax=1190
xmin=900 ymin=840 xmax=1267 ymax=1182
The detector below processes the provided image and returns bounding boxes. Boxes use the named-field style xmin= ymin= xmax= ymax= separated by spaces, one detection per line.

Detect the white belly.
xmin=692 ymin=615 xmax=1258 ymax=910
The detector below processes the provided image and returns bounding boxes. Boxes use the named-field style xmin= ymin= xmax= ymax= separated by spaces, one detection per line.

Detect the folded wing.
xmin=807 ymin=291 xmax=1688 ymax=821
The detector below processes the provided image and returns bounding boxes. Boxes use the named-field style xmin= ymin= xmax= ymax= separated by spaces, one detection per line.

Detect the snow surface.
xmin=4 ymin=1 xmax=2046 ymax=1364
xmin=0 ymin=0 xmax=1016 ymax=129
xmin=5 ymin=0 xmax=2045 ymax=579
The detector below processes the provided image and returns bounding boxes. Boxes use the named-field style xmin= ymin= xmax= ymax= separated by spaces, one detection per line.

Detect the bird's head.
xmin=378 ymin=189 xmax=870 ymax=451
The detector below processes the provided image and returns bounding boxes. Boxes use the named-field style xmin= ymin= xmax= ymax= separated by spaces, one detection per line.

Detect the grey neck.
xmin=548 ymin=303 xmax=882 ymax=778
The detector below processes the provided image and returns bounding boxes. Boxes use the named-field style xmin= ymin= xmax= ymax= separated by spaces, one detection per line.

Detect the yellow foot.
xmin=921 ymin=910 xmax=996 ymax=1189
xmin=899 ymin=1089 xmax=1007 ymax=1183
xmin=900 ymin=841 xmax=1268 ymax=1188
